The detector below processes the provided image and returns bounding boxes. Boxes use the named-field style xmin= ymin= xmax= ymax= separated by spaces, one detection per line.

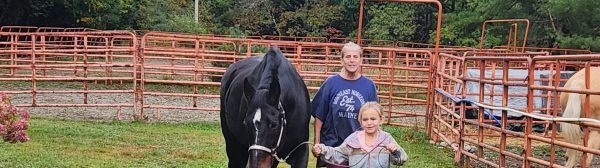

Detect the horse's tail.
xmin=562 ymin=79 xmax=584 ymax=145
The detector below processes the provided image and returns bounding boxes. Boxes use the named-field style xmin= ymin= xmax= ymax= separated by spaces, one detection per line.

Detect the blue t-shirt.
xmin=311 ymin=74 xmax=378 ymax=147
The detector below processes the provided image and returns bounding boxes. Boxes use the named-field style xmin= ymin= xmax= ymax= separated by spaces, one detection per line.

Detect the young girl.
xmin=312 ymin=102 xmax=408 ymax=167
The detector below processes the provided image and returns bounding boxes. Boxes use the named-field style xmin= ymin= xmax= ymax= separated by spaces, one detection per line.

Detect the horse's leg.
xmin=563 ymin=130 xmax=600 ymax=168
xmin=585 ymin=130 xmax=600 ymax=167
xmin=565 ymin=146 xmax=581 ymax=168
xmin=564 ymin=132 xmax=583 ymax=168
xmin=286 ymin=145 xmax=309 ymax=168
xmin=221 ymin=123 xmax=248 ymax=168
xmin=561 ymin=82 xmax=585 ymax=168
xmin=225 ymin=139 xmax=248 ymax=168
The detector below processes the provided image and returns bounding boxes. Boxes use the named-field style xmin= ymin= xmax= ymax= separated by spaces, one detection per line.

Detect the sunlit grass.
xmin=0 ymin=118 xmax=457 ymax=167
xmin=0 ymin=118 xmax=226 ymax=167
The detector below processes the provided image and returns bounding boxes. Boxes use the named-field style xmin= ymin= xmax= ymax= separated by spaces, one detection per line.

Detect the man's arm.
xmin=312 ymin=118 xmax=323 ymax=157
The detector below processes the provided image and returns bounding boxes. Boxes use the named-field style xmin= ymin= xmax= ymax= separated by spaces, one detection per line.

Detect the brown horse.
xmin=560 ymin=67 xmax=600 ymax=168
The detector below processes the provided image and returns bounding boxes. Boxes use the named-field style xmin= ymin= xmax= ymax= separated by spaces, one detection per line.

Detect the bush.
xmin=0 ymin=93 xmax=30 ymax=143
xmin=558 ymin=35 xmax=600 ymax=52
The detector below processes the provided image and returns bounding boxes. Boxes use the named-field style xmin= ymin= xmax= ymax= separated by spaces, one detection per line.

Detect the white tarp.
xmin=457 ymin=69 xmax=574 ymax=117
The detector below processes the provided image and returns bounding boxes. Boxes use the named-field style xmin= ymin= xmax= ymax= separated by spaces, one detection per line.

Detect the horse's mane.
xmin=256 ymin=46 xmax=282 ymax=90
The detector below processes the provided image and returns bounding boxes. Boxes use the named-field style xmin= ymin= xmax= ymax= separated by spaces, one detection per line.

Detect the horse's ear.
xmin=244 ymin=78 xmax=255 ymax=100
xmin=267 ymin=78 xmax=280 ymax=106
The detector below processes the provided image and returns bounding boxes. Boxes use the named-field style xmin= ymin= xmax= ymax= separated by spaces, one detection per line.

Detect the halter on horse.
xmin=220 ymin=46 xmax=310 ymax=168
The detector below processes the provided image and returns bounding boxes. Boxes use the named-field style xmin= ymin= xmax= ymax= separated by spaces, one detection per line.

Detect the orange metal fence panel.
xmin=493 ymin=45 xmax=593 ymax=55
xmin=479 ymin=19 xmax=530 ymax=53
xmin=136 ymin=32 xmax=432 ymax=125
xmin=0 ymin=31 xmax=138 ymax=119
xmin=0 ymin=26 xmax=38 ymax=32
xmin=6 ymin=29 xmax=600 ymax=167
xmin=139 ymin=32 xmax=239 ymax=119
xmin=432 ymin=50 xmax=600 ymax=167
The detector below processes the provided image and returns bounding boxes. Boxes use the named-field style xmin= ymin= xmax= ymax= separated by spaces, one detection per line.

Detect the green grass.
xmin=384 ymin=126 xmax=458 ymax=168
xmin=0 ymin=118 xmax=226 ymax=167
xmin=0 ymin=118 xmax=457 ymax=168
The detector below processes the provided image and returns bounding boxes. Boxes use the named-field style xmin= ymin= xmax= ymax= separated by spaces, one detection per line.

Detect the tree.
xmin=362 ymin=3 xmax=416 ymax=41
xmin=224 ymin=0 xmax=276 ymax=35
xmin=3 ymin=0 xmax=600 ymax=52
xmin=0 ymin=0 xmax=77 ymax=27
xmin=276 ymin=1 xmax=343 ymax=37
xmin=548 ymin=0 xmax=600 ymax=50
xmin=133 ymin=0 xmax=208 ymax=34
xmin=72 ymin=0 xmax=136 ymax=30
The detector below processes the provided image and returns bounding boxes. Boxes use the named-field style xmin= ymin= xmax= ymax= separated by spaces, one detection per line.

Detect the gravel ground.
xmin=9 ymin=93 xmax=221 ymax=123
xmin=3 ymin=78 xmax=428 ymax=124
xmin=388 ymin=104 xmax=427 ymax=126
xmin=10 ymin=91 xmax=426 ymax=124
xmin=441 ymin=127 xmax=600 ymax=168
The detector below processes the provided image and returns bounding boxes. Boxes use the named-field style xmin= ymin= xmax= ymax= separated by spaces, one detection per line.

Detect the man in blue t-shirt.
xmin=311 ymin=42 xmax=378 ymax=167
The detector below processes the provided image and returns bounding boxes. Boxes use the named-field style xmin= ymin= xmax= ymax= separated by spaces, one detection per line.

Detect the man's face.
xmin=342 ymin=51 xmax=362 ymax=73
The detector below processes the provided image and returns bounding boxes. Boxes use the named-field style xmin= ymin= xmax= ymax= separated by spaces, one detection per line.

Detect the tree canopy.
xmin=1 ymin=0 xmax=599 ymax=51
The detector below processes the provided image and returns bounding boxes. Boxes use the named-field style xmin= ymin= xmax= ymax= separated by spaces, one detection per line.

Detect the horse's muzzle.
xmin=247 ymin=149 xmax=274 ymax=168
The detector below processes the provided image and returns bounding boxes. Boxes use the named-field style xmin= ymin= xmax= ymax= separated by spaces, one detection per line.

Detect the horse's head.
xmin=242 ymin=47 xmax=286 ymax=167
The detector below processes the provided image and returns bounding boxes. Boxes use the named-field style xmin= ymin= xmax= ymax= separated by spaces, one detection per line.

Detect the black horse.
xmin=220 ymin=46 xmax=310 ymax=167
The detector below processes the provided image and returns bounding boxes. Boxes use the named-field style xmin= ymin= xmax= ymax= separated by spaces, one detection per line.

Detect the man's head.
xmin=341 ymin=42 xmax=363 ymax=73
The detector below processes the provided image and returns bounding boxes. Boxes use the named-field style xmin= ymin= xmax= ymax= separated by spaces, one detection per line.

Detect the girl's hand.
xmin=312 ymin=144 xmax=322 ymax=157
xmin=385 ymin=143 xmax=397 ymax=153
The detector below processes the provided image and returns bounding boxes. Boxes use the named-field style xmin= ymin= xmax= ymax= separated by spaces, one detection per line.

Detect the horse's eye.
xmin=268 ymin=121 xmax=277 ymax=129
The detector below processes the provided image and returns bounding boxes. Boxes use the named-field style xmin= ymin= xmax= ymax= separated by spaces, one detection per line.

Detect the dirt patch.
xmin=459 ymin=134 xmax=600 ymax=168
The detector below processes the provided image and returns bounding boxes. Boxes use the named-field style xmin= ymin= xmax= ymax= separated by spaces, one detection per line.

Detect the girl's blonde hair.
xmin=341 ymin=42 xmax=363 ymax=56
xmin=358 ymin=102 xmax=383 ymax=124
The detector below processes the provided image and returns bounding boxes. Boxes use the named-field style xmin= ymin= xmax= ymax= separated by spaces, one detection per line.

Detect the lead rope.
xmin=272 ymin=141 xmax=314 ymax=162
xmin=273 ymin=140 xmax=402 ymax=168
xmin=318 ymin=136 xmax=392 ymax=168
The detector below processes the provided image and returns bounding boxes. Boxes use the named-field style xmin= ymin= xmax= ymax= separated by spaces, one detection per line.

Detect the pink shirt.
xmin=346 ymin=130 xmax=387 ymax=152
